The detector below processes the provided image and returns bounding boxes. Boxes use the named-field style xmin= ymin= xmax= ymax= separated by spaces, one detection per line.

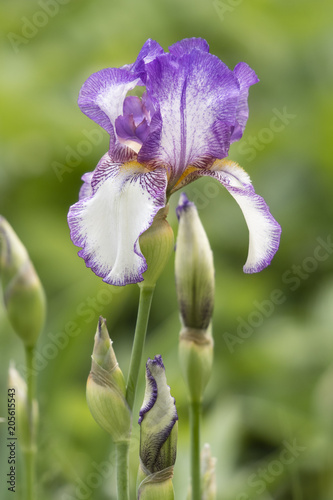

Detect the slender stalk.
xmin=126 ymin=285 xmax=155 ymax=410
xmin=24 ymin=345 xmax=37 ymax=500
xmin=190 ymin=400 xmax=201 ymax=500
xmin=115 ymin=285 xmax=154 ymax=500
xmin=116 ymin=441 xmax=130 ymax=500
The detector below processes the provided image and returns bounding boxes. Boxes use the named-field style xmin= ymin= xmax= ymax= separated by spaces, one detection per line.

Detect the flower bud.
xmin=137 ymin=355 xmax=178 ymax=500
xmin=139 ymin=205 xmax=174 ymax=289
xmin=86 ymin=317 xmax=131 ymax=443
xmin=175 ymin=194 xmax=215 ymax=402
xmin=201 ymin=444 xmax=217 ymax=500
xmin=175 ymin=193 xmax=214 ymax=330
xmin=8 ymin=363 xmax=38 ymax=452
xmin=0 ymin=216 xmax=46 ymax=347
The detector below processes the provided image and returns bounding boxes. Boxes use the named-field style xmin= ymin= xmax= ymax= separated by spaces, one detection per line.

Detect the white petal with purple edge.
xmin=68 ymin=155 xmax=168 ymax=286
xmin=79 ymin=172 xmax=93 ymax=200
xmin=78 ymin=69 xmax=141 ymax=142
xmin=178 ymin=160 xmax=281 ymax=273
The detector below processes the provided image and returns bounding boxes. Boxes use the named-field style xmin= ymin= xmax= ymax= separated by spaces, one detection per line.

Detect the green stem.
xmin=126 ymin=285 xmax=155 ymax=410
xmin=24 ymin=345 xmax=37 ymax=500
xmin=190 ymin=400 xmax=201 ymax=500
xmin=116 ymin=441 xmax=130 ymax=500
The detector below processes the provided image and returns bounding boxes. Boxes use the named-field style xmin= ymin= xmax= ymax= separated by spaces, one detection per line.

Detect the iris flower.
xmin=68 ymin=37 xmax=281 ymax=286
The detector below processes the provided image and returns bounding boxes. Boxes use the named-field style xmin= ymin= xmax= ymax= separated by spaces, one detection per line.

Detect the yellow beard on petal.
xmin=211 ymin=158 xmax=243 ymax=172
xmin=121 ymin=160 xmax=150 ymax=174
xmin=171 ymin=166 xmax=200 ymax=192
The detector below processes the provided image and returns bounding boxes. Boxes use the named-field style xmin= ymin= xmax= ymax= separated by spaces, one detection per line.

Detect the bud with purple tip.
xmin=137 ymin=355 xmax=178 ymax=499
xmin=175 ymin=194 xmax=214 ymax=402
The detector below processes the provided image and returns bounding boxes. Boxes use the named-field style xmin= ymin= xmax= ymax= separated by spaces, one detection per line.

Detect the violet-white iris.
xmin=68 ymin=37 xmax=281 ymax=286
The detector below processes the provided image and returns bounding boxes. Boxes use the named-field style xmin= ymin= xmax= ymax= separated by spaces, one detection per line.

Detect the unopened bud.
xmin=175 ymin=193 xmax=214 ymax=330
xmin=201 ymin=444 xmax=217 ymax=500
xmin=8 ymin=363 xmax=38 ymax=451
xmin=0 ymin=217 xmax=46 ymax=347
xmin=175 ymin=195 xmax=215 ymax=402
xmin=139 ymin=205 xmax=174 ymax=289
xmin=86 ymin=317 xmax=131 ymax=442
xmin=137 ymin=355 xmax=178 ymax=500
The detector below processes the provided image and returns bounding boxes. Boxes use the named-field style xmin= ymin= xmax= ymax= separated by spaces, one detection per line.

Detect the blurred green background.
xmin=1 ymin=0 xmax=333 ymax=498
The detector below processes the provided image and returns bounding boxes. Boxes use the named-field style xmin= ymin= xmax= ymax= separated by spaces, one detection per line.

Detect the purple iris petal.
xmin=70 ymin=37 xmax=279 ymax=285
xmin=139 ymin=48 xmax=241 ymax=185
xmin=138 ymin=355 xmax=178 ymax=473
xmin=175 ymin=160 xmax=281 ymax=273
xmin=79 ymin=172 xmax=93 ymax=200
xmin=168 ymin=37 xmax=210 ymax=57
xmin=130 ymin=38 xmax=165 ymax=83
xmin=77 ymin=39 xmax=164 ymax=149
xmin=115 ymin=115 xmax=137 ymax=140
xmin=78 ymin=68 xmax=141 ymax=146
xmin=123 ymin=96 xmax=146 ymax=123
xmin=115 ymin=115 xmax=150 ymax=145
xmin=175 ymin=192 xmax=195 ymax=219
xmin=68 ymin=154 xmax=168 ymax=286
xmin=115 ymin=94 xmax=153 ymax=146
xmin=231 ymin=62 xmax=259 ymax=142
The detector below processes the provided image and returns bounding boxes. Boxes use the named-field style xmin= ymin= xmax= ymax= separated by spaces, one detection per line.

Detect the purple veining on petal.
xmin=130 ymin=39 xmax=165 ymax=83
xmin=175 ymin=192 xmax=195 ymax=219
xmin=67 ymin=155 xmax=168 ymax=286
xmin=115 ymin=114 xmax=150 ymax=145
xmin=174 ymin=162 xmax=281 ymax=273
xmin=140 ymin=415 xmax=178 ymax=472
xmin=78 ymin=68 xmax=142 ymax=147
xmin=138 ymin=355 xmax=178 ymax=472
xmin=123 ymin=96 xmax=146 ymax=123
xmin=79 ymin=172 xmax=93 ymax=200
xmin=115 ymin=94 xmax=156 ymax=147
xmin=150 ymin=354 xmax=165 ymax=368
xmin=71 ymin=38 xmax=278 ymax=285
xmin=230 ymin=62 xmax=259 ymax=142
xmin=169 ymin=37 xmax=210 ymax=57
xmin=138 ymin=360 xmax=158 ymax=425
xmin=140 ymin=48 xmax=240 ymax=183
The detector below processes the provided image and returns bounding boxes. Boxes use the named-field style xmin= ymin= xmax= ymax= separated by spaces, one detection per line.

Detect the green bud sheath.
xmin=179 ymin=325 xmax=213 ymax=403
xmin=139 ymin=205 xmax=174 ymax=289
xmin=86 ymin=317 xmax=131 ymax=442
xmin=138 ymin=356 xmax=178 ymax=500
xmin=0 ymin=217 xmax=46 ymax=347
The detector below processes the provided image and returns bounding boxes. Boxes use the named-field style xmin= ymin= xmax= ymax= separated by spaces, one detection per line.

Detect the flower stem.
xmin=126 ymin=285 xmax=155 ymax=410
xmin=116 ymin=285 xmax=154 ymax=500
xmin=116 ymin=441 xmax=130 ymax=500
xmin=190 ymin=400 xmax=201 ymax=500
xmin=24 ymin=345 xmax=37 ymax=500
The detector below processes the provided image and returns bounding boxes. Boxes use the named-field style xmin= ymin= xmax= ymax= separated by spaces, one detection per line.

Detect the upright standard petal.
xmin=139 ymin=48 xmax=240 ymax=185
xmin=168 ymin=37 xmax=210 ymax=57
xmin=78 ymin=68 xmax=141 ymax=144
xmin=130 ymin=38 xmax=165 ymax=83
xmin=176 ymin=159 xmax=281 ymax=273
xmin=68 ymin=155 xmax=168 ymax=286
xmin=231 ymin=62 xmax=259 ymax=142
